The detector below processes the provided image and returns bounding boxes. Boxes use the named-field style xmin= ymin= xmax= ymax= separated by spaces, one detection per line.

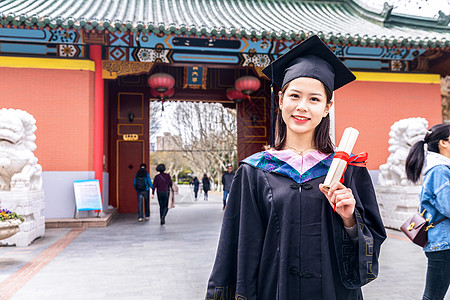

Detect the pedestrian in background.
xmin=206 ymin=35 xmax=386 ymax=299
xmin=133 ymin=163 xmax=153 ymax=222
xmin=202 ymin=174 xmax=210 ymax=201
xmin=152 ymin=164 xmax=173 ymax=225
xmin=405 ymin=123 xmax=450 ymax=300
xmin=168 ymin=181 xmax=178 ymax=209
xmin=192 ymin=176 xmax=200 ymax=201
xmin=221 ymin=163 xmax=235 ymax=210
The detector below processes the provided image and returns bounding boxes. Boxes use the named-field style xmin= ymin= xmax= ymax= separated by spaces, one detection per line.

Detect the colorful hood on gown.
xmin=241 ymin=150 xmax=334 ymax=184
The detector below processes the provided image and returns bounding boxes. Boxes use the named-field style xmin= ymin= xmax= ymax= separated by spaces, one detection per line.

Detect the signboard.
xmin=73 ymin=180 xmax=103 ymax=212
xmin=183 ymin=66 xmax=207 ymax=89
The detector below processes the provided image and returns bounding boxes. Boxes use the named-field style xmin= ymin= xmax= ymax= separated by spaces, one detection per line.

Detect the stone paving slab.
xmin=0 ymin=186 xmax=448 ymax=299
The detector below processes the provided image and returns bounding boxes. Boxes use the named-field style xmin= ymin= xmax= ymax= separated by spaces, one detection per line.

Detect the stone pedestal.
xmin=375 ymin=185 xmax=421 ymax=230
xmin=0 ymin=190 xmax=45 ymax=246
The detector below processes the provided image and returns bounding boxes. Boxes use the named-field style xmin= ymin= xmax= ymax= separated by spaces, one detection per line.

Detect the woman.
xmin=206 ymin=35 xmax=386 ymax=299
xmin=192 ymin=176 xmax=200 ymax=201
xmin=152 ymin=164 xmax=173 ymax=225
xmin=133 ymin=163 xmax=153 ymax=222
xmin=202 ymin=174 xmax=210 ymax=201
xmin=405 ymin=124 xmax=450 ymax=300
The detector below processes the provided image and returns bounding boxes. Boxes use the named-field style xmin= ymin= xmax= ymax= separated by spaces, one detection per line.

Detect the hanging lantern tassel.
xmin=151 ymin=88 xmax=174 ymax=114
xmin=161 ymin=95 xmax=165 ymax=112
xmin=247 ymin=95 xmax=255 ymax=107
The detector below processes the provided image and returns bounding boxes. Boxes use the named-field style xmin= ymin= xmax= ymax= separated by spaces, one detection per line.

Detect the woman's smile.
xmin=292 ymin=115 xmax=310 ymax=123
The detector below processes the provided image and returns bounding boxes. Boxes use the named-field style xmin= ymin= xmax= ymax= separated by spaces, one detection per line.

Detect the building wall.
xmin=335 ymin=73 xmax=442 ymax=170
xmin=0 ymin=58 xmax=100 ymax=218
xmin=0 ymin=65 xmax=95 ymax=171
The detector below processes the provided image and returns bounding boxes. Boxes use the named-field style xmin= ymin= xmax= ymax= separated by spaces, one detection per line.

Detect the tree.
xmin=171 ymin=101 xmax=237 ymax=190
xmin=150 ymin=150 xmax=189 ymax=183
xmin=149 ymin=100 xmax=162 ymax=137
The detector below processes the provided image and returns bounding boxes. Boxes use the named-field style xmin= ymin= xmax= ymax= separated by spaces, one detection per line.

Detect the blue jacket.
xmin=133 ymin=173 xmax=153 ymax=191
xmin=420 ymin=152 xmax=450 ymax=252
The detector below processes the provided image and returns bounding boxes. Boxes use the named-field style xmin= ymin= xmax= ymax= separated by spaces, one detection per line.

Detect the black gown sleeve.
xmin=206 ymin=164 xmax=265 ymax=300
xmin=332 ymin=166 xmax=387 ymax=289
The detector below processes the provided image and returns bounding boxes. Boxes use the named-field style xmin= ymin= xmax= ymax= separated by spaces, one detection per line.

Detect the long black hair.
xmin=136 ymin=163 xmax=148 ymax=178
xmin=268 ymin=81 xmax=334 ymax=154
xmin=405 ymin=123 xmax=450 ymax=183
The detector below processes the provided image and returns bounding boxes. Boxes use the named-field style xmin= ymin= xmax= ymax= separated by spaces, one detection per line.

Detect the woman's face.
xmin=279 ymin=77 xmax=332 ymax=142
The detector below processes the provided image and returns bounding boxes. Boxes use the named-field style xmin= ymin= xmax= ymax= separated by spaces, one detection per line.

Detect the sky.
xmin=150 ymin=102 xmax=175 ymax=143
xmin=360 ymin=0 xmax=448 ymax=18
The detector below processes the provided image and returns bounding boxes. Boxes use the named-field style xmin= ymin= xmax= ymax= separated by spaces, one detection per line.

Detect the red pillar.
xmin=90 ymin=45 xmax=104 ymax=202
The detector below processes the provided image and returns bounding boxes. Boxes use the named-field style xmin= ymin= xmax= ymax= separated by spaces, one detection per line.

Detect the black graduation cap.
xmin=262 ymin=35 xmax=356 ymax=93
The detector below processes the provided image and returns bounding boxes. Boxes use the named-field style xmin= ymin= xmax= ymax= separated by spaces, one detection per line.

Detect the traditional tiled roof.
xmin=0 ymin=0 xmax=449 ymax=48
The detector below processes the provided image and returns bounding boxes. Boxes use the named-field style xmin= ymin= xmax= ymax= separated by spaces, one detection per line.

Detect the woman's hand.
xmin=319 ymin=182 xmax=356 ymax=227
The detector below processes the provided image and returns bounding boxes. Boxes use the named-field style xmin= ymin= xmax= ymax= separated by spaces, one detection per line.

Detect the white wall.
xmin=42 ymin=171 xmax=109 ymax=218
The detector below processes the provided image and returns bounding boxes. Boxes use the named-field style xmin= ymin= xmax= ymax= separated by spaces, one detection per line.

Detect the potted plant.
xmin=0 ymin=207 xmax=24 ymax=240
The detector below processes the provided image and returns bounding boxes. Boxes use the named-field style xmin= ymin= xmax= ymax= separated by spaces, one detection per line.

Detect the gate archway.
xmin=107 ymin=65 xmax=271 ymax=213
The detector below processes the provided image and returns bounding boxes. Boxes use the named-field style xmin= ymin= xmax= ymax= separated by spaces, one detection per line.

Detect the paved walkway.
xmin=0 ymin=185 xmax=448 ymax=299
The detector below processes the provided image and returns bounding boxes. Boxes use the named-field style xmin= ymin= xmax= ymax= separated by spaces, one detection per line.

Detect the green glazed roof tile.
xmin=0 ymin=0 xmax=448 ymax=48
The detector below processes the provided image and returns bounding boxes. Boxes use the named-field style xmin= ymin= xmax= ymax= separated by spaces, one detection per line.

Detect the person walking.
xmin=168 ymin=181 xmax=178 ymax=209
xmin=202 ymin=174 xmax=210 ymax=201
xmin=133 ymin=163 xmax=153 ymax=222
xmin=192 ymin=176 xmax=200 ymax=201
xmin=151 ymin=164 xmax=173 ymax=225
xmin=221 ymin=163 xmax=235 ymax=210
xmin=206 ymin=35 xmax=386 ymax=299
xmin=405 ymin=123 xmax=450 ymax=300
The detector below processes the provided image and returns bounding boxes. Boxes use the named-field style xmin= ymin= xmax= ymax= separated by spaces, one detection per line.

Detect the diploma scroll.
xmin=322 ymin=127 xmax=359 ymax=191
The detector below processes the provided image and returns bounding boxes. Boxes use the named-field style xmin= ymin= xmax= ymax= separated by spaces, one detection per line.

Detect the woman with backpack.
xmin=133 ymin=163 xmax=153 ymax=222
xmin=405 ymin=123 xmax=450 ymax=300
xmin=192 ymin=176 xmax=200 ymax=201
xmin=152 ymin=164 xmax=173 ymax=225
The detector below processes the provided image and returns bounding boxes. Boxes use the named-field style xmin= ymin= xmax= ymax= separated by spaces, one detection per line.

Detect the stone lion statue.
xmin=0 ymin=108 xmax=42 ymax=190
xmin=378 ymin=117 xmax=428 ymax=186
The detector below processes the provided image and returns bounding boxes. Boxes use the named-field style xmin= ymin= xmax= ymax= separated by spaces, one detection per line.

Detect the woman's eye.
xmin=310 ymin=97 xmax=320 ymax=102
xmin=289 ymin=93 xmax=299 ymax=98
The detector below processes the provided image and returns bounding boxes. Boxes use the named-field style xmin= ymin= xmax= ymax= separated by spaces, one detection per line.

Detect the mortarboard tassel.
xmin=270 ymin=63 xmax=275 ymax=148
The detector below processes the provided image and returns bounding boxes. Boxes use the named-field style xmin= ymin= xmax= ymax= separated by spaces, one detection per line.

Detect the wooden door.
xmin=109 ymin=76 xmax=150 ymax=213
xmin=237 ymin=81 xmax=272 ymax=161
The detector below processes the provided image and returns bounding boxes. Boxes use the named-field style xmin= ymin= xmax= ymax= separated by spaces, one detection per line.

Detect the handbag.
xmin=400 ymin=209 xmax=448 ymax=247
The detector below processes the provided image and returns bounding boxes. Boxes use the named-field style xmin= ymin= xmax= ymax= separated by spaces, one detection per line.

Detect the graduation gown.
xmin=206 ymin=151 xmax=386 ymax=300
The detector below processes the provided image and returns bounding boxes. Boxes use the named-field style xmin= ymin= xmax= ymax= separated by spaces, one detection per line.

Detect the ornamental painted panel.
xmin=241 ymin=53 xmax=270 ymax=68
xmin=0 ymin=28 xmax=50 ymax=42
xmin=132 ymin=48 xmax=170 ymax=63
xmin=183 ymin=67 xmax=207 ymax=89
xmin=0 ymin=28 xmax=84 ymax=58
xmin=50 ymin=29 xmax=80 ymax=44
xmin=108 ymin=32 xmax=132 ymax=47
xmin=58 ymin=44 xmax=81 ymax=57
xmin=102 ymin=61 xmax=154 ymax=79
xmin=110 ymin=47 xmax=127 ymax=61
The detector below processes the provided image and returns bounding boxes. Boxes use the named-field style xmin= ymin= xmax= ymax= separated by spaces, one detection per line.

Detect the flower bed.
xmin=0 ymin=208 xmax=24 ymax=240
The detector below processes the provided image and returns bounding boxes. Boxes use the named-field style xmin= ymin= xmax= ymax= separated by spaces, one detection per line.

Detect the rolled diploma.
xmin=322 ymin=127 xmax=359 ymax=191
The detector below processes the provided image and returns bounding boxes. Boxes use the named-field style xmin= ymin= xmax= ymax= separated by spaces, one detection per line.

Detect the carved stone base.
xmin=375 ymin=185 xmax=422 ymax=230
xmin=0 ymin=190 xmax=45 ymax=246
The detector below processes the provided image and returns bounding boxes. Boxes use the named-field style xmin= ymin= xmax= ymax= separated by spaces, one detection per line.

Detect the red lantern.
xmin=226 ymin=88 xmax=247 ymax=103
xmin=148 ymin=73 xmax=175 ymax=93
xmin=235 ymin=76 xmax=261 ymax=95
